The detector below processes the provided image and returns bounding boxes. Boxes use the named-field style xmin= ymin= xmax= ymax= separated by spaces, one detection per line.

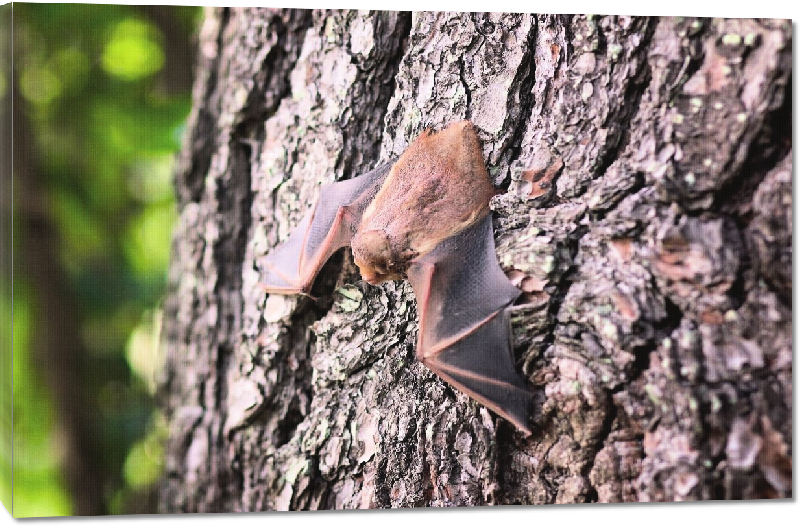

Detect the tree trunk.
xmin=158 ymin=9 xmax=791 ymax=511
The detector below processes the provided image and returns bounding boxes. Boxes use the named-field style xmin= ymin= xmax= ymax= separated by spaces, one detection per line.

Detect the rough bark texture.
xmin=159 ymin=10 xmax=792 ymax=511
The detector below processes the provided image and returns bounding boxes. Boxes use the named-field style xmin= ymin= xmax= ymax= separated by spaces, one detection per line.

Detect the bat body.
xmin=261 ymin=121 xmax=533 ymax=435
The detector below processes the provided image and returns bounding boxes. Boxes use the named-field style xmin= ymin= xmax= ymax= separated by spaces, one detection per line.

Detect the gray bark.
xmin=159 ymin=9 xmax=792 ymax=511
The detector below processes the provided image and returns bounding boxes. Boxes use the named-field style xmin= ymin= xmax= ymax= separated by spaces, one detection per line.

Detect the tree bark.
xmin=159 ymin=9 xmax=792 ymax=511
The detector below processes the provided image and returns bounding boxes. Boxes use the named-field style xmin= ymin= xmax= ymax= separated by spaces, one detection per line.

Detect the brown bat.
xmin=261 ymin=121 xmax=533 ymax=435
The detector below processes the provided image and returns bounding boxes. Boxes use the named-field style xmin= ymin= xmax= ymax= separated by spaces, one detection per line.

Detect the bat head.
xmin=351 ymin=228 xmax=414 ymax=284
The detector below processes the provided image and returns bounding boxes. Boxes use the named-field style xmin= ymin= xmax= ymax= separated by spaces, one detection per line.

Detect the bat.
xmin=260 ymin=121 xmax=533 ymax=435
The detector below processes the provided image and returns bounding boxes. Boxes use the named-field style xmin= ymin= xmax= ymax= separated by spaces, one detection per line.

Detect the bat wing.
xmin=407 ymin=213 xmax=533 ymax=435
xmin=261 ymin=162 xmax=392 ymax=295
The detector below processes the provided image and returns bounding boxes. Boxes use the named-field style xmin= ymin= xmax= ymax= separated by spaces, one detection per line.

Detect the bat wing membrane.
xmin=407 ymin=213 xmax=533 ymax=434
xmin=261 ymin=162 xmax=392 ymax=294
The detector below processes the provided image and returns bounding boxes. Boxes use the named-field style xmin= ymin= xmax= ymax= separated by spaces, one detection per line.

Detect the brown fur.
xmin=352 ymin=121 xmax=495 ymax=283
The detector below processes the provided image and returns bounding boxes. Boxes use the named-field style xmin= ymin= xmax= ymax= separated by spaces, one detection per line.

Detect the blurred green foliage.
xmin=8 ymin=2 xmax=200 ymax=516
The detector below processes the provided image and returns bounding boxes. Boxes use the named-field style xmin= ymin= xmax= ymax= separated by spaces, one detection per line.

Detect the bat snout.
xmin=356 ymin=260 xmax=401 ymax=285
